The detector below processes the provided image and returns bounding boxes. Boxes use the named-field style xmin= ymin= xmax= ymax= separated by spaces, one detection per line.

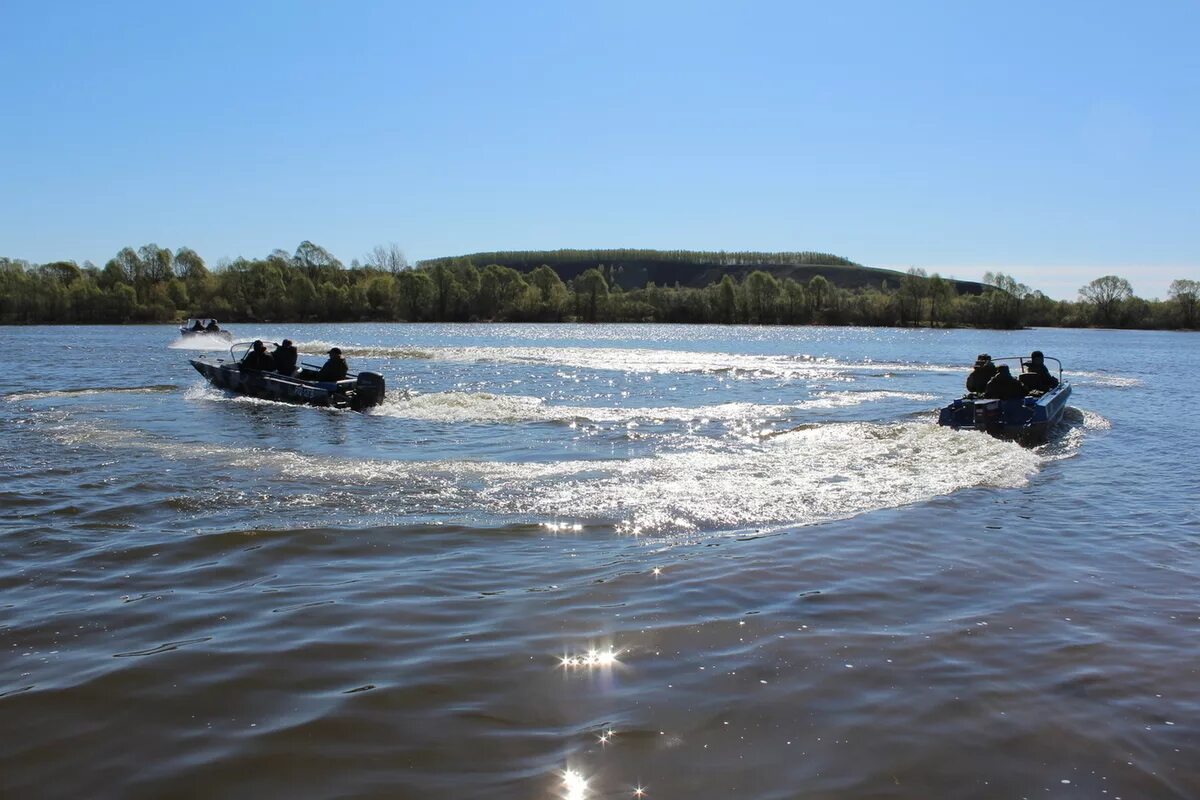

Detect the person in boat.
xmin=965 ymin=353 xmax=997 ymax=394
xmin=205 ymin=320 xmax=221 ymax=332
xmin=189 ymin=319 xmax=204 ymax=332
xmin=272 ymin=339 xmax=298 ymax=375
xmin=300 ymin=347 xmax=349 ymax=382
xmin=241 ymin=340 xmax=275 ymax=372
xmin=1020 ymin=350 xmax=1059 ymax=393
xmin=983 ymin=364 xmax=1026 ymax=400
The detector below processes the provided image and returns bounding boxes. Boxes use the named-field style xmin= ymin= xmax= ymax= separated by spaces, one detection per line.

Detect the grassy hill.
xmin=417 ymin=248 xmax=987 ymax=295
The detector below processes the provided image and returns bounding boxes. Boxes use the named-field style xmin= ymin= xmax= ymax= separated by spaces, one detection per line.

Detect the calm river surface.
xmin=1 ymin=323 xmax=1196 ymax=799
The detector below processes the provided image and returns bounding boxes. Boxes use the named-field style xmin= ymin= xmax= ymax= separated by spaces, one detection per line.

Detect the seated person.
xmin=984 ymin=364 xmax=1027 ymax=400
xmin=190 ymin=319 xmax=204 ymax=331
xmin=965 ymin=353 xmax=997 ymax=394
xmin=272 ymin=339 xmax=298 ymax=375
xmin=205 ymin=320 xmax=221 ymax=332
xmin=300 ymin=347 xmax=349 ymax=382
xmin=1020 ymin=350 xmax=1059 ymax=393
xmin=240 ymin=340 xmax=275 ymax=372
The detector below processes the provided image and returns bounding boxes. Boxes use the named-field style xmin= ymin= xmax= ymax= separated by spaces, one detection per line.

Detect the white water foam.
xmin=167 ymin=336 xmax=235 ymax=351
xmin=364 ymin=389 xmax=936 ymax=424
xmin=44 ymin=416 xmax=1052 ymax=534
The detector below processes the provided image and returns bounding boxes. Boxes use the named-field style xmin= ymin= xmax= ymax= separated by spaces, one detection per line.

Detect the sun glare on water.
xmin=562 ymin=768 xmax=588 ymax=799
xmin=560 ymin=648 xmax=620 ymax=669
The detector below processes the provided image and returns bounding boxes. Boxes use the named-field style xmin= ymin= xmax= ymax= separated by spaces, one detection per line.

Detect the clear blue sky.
xmin=2 ymin=0 xmax=1196 ymax=299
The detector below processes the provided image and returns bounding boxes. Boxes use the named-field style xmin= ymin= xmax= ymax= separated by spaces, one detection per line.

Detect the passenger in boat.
xmin=984 ymin=364 xmax=1026 ymax=400
xmin=1020 ymin=350 xmax=1059 ymax=393
xmin=299 ymin=347 xmax=349 ymax=382
xmin=965 ymin=353 xmax=997 ymax=394
xmin=189 ymin=319 xmax=204 ymax=331
xmin=205 ymin=320 xmax=221 ymax=332
xmin=272 ymin=339 xmax=298 ymax=375
xmin=241 ymin=340 xmax=275 ymax=372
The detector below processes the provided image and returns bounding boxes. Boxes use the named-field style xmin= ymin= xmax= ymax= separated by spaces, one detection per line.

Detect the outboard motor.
xmin=971 ymin=398 xmax=1002 ymax=433
xmin=352 ymin=371 xmax=386 ymax=410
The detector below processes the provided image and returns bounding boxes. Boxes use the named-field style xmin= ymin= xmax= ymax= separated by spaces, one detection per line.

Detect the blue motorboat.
xmin=190 ymin=341 xmax=386 ymax=412
xmin=937 ymin=355 xmax=1071 ymax=445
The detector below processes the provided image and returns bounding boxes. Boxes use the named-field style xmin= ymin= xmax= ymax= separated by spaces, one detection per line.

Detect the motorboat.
xmin=190 ymin=341 xmax=386 ymax=411
xmin=180 ymin=318 xmax=232 ymax=342
xmin=937 ymin=355 xmax=1071 ymax=445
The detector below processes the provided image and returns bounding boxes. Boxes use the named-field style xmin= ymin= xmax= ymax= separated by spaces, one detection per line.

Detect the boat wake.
xmin=40 ymin=415 xmax=1051 ymax=534
xmin=5 ymin=385 xmax=179 ymax=403
xmin=167 ymin=337 xmax=234 ymax=351
xmin=365 ymin=389 xmax=936 ymax=424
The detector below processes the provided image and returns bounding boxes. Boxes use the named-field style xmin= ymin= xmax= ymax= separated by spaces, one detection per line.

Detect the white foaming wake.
xmin=482 ymin=422 xmax=1045 ymax=531
xmin=365 ymin=389 xmax=936 ymax=424
xmin=167 ymin=336 xmax=235 ymax=351
xmin=44 ymin=416 xmax=1052 ymax=533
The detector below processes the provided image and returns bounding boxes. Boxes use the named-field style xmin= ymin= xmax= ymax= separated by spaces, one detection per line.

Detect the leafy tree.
xmin=1169 ymin=279 xmax=1200 ymax=328
xmin=927 ymin=274 xmax=954 ymax=328
xmin=743 ymin=270 xmax=779 ymax=324
xmin=716 ymin=274 xmax=738 ymax=323
xmin=1079 ymin=275 xmax=1133 ymax=327
xmin=397 ymin=269 xmax=435 ymax=320
xmin=808 ymin=275 xmax=830 ymax=318
xmin=174 ymin=247 xmax=208 ymax=281
xmin=573 ymin=268 xmax=609 ymax=322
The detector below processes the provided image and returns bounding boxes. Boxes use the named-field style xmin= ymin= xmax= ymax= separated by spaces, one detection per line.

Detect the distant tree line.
xmin=0 ymin=243 xmax=1196 ymax=330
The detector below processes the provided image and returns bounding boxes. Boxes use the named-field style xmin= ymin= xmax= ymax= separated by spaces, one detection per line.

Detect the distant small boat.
xmin=937 ymin=355 xmax=1071 ymax=445
xmin=190 ymin=342 xmax=386 ymax=412
xmin=179 ymin=318 xmax=232 ymax=342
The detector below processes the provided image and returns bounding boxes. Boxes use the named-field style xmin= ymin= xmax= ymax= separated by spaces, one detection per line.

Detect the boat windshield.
xmin=229 ymin=341 xmax=279 ymax=362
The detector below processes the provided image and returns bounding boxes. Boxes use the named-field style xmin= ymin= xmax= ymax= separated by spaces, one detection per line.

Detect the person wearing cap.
xmin=983 ymin=364 xmax=1026 ymax=400
xmin=1021 ymin=350 xmax=1058 ymax=392
xmin=272 ymin=339 xmax=298 ymax=375
xmin=241 ymin=340 xmax=275 ymax=372
xmin=311 ymin=347 xmax=349 ymax=382
xmin=965 ymin=353 xmax=997 ymax=394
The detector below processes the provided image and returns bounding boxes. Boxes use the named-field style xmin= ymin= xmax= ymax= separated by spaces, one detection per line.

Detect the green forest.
xmin=1 ymin=242 xmax=1196 ymax=330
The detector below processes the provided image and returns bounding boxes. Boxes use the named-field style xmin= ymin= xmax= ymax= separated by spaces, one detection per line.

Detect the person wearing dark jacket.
xmin=272 ymin=339 xmax=298 ymax=375
xmin=1021 ymin=350 xmax=1059 ymax=392
xmin=984 ymin=364 xmax=1026 ymax=400
xmin=241 ymin=340 xmax=275 ymax=372
xmin=302 ymin=345 xmax=350 ymax=383
xmin=965 ymin=353 xmax=997 ymax=394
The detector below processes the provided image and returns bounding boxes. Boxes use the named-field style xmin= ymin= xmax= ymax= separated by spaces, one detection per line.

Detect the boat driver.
xmin=241 ymin=340 xmax=275 ymax=372
xmin=300 ymin=347 xmax=350 ymax=382
xmin=965 ymin=353 xmax=997 ymax=394
xmin=1020 ymin=350 xmax=1059 ymax=393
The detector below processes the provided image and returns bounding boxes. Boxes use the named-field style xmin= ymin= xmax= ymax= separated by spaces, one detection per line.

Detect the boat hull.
xmin=937 ymin=382 xmax=1071 ymax=445
xmin=190 ymin=358 xmax=385 ymax=411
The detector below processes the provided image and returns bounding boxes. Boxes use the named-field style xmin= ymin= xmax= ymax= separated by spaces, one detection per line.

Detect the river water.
xmin=1 ymin=323 xmax=1196 ymax=799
